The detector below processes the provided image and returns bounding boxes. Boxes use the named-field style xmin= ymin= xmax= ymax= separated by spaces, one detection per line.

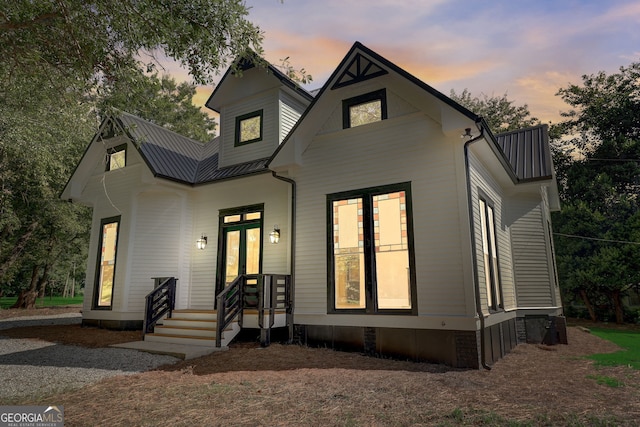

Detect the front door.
xmin=217 ymin=207 xmax=263 ymax=304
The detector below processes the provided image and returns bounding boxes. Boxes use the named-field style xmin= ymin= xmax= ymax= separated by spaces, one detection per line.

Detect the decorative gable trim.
xmin=331 ymin=53 xmax=388 ymax=89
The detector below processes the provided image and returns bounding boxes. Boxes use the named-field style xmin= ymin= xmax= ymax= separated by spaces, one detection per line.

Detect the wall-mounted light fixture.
xmin=269 ymin=225 xmax=280 ymax=244
xmin=461 ymin=128 xmax=474 ymax=139
xmin=196 ymin=234 xmax=208 ymax=250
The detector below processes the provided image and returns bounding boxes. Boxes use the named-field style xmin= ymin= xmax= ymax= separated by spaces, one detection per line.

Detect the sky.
xmin=182 ymin=0 xmax=640 ymax=125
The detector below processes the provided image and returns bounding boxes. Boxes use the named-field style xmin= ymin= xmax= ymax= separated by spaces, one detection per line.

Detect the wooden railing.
xmin=216 ymin=274 xmax=291 ymax=347
xmin=143 ymin=277 xmax=176 ymax=334
xmin=215 ymin=275 xmax=244 ymax=347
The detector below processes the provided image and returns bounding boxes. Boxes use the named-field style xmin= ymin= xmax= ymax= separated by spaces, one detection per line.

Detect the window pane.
xmin=374 ymin=192 xmax=411 ymax=309
xmin=245 ymin=227 xmax=261 ymax=275
xmin=486 ymin=204 xmax=501 ymax=306
xmin=333 ymin=198 xmax=365 ymax=309
xmin=350 ymin=99 xmax=382 ymax=127
xmin=245 ymin=212 xmax=261 ymax=220
xmin=225 ymin=230 xmax=240 ymax=285
xmin=479 ymin=199 xmax=493 ymax=307
xmin=240 ymin=115 xmax=261 ymax=142
xmin=109 ymin=149 xmax=125 ymax=171
xmin=97 ymin=221 xmax=119 ymax=307
xmin=224 ymin=214 xmax=242 ymax=223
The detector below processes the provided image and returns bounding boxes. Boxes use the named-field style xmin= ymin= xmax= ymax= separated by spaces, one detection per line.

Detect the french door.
xmin=216 ymin=207 xmax=263 ymax=303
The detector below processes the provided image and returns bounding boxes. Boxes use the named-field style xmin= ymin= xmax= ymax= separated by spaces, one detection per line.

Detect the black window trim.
xmin=93 ymin=215 xmax=121 ymax=310
xmin=105 ymin=143 xmax=127 ymax=172
xmin=342 ymin=89 xmax=388 ymax=129
xmin=478 ymin=191 xmax=504 ymax=312
xmin=327 ymin=182 xmax=417 ymax=315
xmin=234 ymin=109 xmax=264 ymax=146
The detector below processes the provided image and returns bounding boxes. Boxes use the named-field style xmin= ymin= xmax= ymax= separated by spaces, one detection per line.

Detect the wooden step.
xmin=169 ymin=309 xmax=217 ymax=321
xmin=153 ymin=325 xmax=217 ymax=338
xmin=161 ymin=318 xmax=218 ymax=329
xmin=144 ymin=333 xmax=218 ymax=348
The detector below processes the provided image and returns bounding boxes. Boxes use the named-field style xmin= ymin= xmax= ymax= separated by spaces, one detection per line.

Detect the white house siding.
xmin=219 ymin=90 xmax=279 ymax=168
xmin=279 ymin=91 xmax=306 ymax=143
xmin=188 ymin=174 xmax=291 ymax=310
xmin=508 ymin=196 xmax=555 ymax=307
xmin=293 ymin=112 xmax=470 ymax=329
xmin=80 ymin=164 xmax=142 ymax=321
xmin=125 ymin=189 xmax=190 ymax=314
xmin=468 ymin=150 xmax=516 ymax=315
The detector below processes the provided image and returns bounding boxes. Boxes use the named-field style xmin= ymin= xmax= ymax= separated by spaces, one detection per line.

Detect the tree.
xmin=449 ymin=89 xmax=541 ymax=133
xmin=0 ymin=67 xmax=94 ymax=308
xmin=97 ymin=68 xmax=217 ymax=143
xmin=0 ymin=0 xmax=262 ymax=85
xmin=552 ymin=62 xmax=640 ymax=323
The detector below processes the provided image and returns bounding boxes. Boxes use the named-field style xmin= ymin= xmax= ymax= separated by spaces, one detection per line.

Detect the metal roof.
xmin=495 ymin=124 xmax=553 ymax=182
xmin=116 ymin=112 xmax=268 ymax=185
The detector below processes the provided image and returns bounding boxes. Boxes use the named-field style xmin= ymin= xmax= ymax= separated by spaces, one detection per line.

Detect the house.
xmin=61 ymin=42 xmax=566 ymax=368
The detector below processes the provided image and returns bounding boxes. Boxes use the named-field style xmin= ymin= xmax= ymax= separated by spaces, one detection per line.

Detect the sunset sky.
xmin=183 ymin=0 xmax=640 ymax=125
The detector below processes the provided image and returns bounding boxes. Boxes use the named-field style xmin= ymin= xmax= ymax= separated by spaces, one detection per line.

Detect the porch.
xmin=124 ymin=274 xmax=291 ymax=358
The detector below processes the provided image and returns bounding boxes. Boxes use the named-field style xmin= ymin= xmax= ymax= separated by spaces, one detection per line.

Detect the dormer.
xmin=205 ymin=56 xmax=314 ymax=168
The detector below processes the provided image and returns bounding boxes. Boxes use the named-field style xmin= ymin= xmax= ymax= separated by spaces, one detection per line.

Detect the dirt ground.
xmin=2 ymin=310 xmax=640 ymax=426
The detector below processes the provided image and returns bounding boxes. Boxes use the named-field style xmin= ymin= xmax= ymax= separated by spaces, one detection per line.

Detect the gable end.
xmin=331 ymin=53 xmax=389 ymax=90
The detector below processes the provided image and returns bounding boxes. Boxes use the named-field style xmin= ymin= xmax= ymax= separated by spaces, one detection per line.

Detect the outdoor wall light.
xmin=269 ymin=225 xmax=280 ymax=244
xmin=196 ymin=234 xmax=208 ymax=250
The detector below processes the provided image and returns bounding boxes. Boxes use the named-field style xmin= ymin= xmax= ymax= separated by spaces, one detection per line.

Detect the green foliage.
xmin=0 ymin=0 xmax=263 ymax=85
xmin=588 ymin=328 xmax=640 ymax=369
xmin=97 ymin=68 xmax=217 ymax=143
xmin=552 ymin=61 xmax=640 ymax=323
xmin=449 ymin=89 xmax=541 ymax=133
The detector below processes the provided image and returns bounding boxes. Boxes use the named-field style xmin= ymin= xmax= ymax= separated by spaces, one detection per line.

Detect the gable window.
xmin=94 ymin=216 xmax=120 ymax=309
xmin=342 ymin=89 xmax=387 ymax=129
xmin=328 ymin=182 xmax=416 ymax=314
xmin=479 ymin=197 xmax=503 ymax=310
xmin=235 ymin=110 xmax=263 ymax=146
xmin=106 ymin=144 xmax=126 ymax=171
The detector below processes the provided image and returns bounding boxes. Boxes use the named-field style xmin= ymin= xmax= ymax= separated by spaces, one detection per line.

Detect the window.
xmin=106 ymin=144 xmax=126 ymax=171
xmin=479 ymin=197 xmax=503 ymax=310
xmin=216 ymin=205 xmax=264 ymax=299
xmin=328 ymin=183 xmax=416 ymax=314
xmin=342 ymin=89 xmax=387 ymax=129
xmin=235 ymin=110 xmax=263 ymax=146
xmin=94 ymin=216 xmax=120 ymax=309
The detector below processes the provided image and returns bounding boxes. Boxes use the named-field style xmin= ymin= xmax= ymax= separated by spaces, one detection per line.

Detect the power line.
xmin=554 ymin=232 xmax=640 ymax=245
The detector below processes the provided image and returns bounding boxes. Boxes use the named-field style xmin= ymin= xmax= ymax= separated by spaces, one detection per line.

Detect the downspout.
xmin=463 ymin=120 xmax=492 ymax=370
xmin=271 ymin=171 xmax=296 ymax=343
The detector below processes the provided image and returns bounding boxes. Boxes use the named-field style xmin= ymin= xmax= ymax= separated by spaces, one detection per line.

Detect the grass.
xmin=588 ymin=328 xmax=640 ymax=370
xmin=0 ymin=295 xmax=83 ymax=309
xmin=586 ymin=374 xmax=624 ymax=387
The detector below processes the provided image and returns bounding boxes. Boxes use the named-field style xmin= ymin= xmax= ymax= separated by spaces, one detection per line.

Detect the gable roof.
xmin=495 ymin=124 xmax=554 ymax=182
xmin=267 ymin=41 xmax=487 ymax=169
xmin=205 ymin=53 xmax=314 ymax=112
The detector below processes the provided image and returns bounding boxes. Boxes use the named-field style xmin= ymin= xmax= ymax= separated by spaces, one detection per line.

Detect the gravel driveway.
xmin=0 ymin=313 xmax=179 ymax=402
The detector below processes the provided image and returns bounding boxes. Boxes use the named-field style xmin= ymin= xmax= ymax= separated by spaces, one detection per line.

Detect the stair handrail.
xmin=216 ymin=275 xmax=244 ymax=347
xmin=143 ymin=277 xmax=176 ymax=334
xmin=257 ymin=274 xmax=292 ymax=345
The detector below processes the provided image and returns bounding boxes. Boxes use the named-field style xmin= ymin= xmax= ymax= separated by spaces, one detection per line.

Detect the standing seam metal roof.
xmin=495 ymin=124 xmax=553 ymax=182
xmin=116 ymin=112 xmax=269 ymax=184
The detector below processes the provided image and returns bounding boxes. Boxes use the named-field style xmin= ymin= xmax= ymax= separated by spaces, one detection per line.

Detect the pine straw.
xmin=13 ymin=327 xmax=640 ymax=426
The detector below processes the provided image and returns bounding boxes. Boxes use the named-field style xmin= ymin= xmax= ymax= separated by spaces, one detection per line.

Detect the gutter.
xmin=463 ymin=120 xmax=492 ymax=370
xmin=271 ymin=171 xmax=296 ymax=343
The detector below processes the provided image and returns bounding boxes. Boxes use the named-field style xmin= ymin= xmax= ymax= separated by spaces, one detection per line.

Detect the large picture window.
xmin=94 ymin=216 xmax=120 ymax=309
xmin=328 ymin=183 xmax=416 ymax=314
xmin=479 ymin=197 xmax=503 ymax=310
